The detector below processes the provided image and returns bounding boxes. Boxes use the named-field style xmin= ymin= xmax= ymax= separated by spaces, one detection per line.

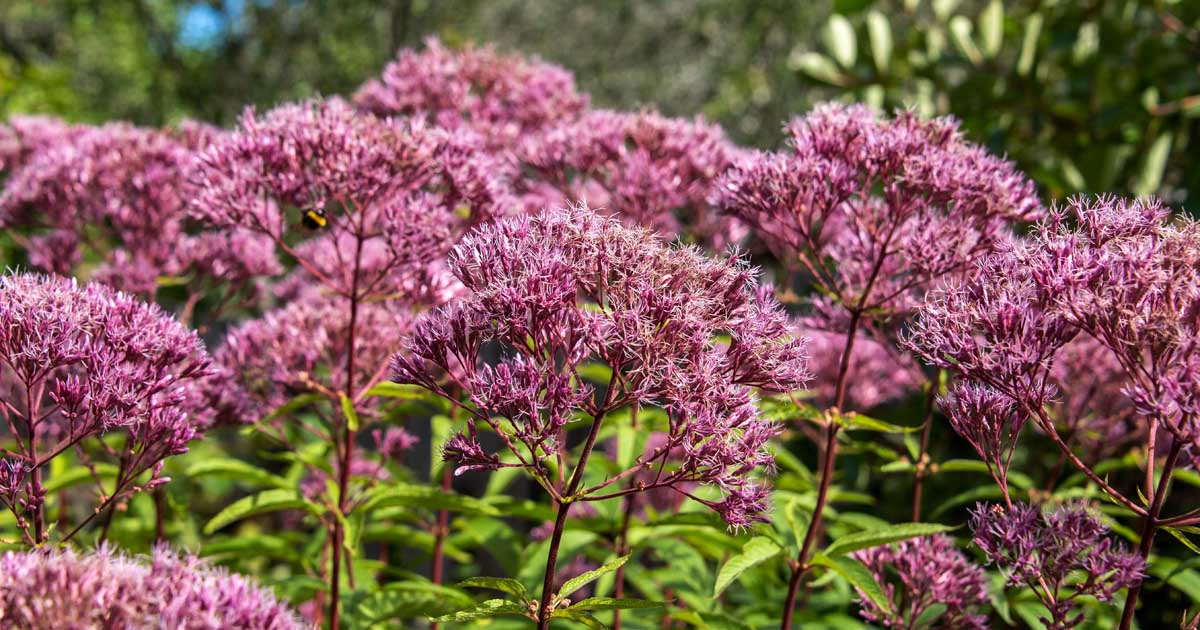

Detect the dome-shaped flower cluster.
xmin=0 ymin=546 xmax=309 ymax=629
xmin=0 ymin=273 xmax=212 ymax=544
xmin=393 ymin=203 xmax=809 ymax=529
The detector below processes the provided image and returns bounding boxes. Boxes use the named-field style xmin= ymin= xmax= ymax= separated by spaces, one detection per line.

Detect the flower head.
xmin=189 ymin=98 xmax=505 ymax=300
xmin=520 ymin=109 xmax=747 ymax=248
xmin=907 ymin=196 xmax=1200 ymax=469
xmin=0 ymin=546 xmax=309 ymax=629
xmin=353 ymin=37 xmax=586 ymax=150
xmin=938 ymin=381 xmax=1028 ymax=505
xmin=715 ymin=103 xmax=1041 ymax=317
xmin=854 ymin=534 xmax=989 ymax=629
xmin=393 ymin=203 xmax=808 ymax=528
xmin=0 ymin=272 xmax=211 ymax=541
xmin=970 ymin=501 xmax=1144 ymax=629
xmin=216 ymin=289 xmax=413 ymax=419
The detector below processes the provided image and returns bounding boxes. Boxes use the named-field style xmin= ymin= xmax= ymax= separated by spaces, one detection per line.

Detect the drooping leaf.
xmin=823 ymin=14 xmax=857 ymax=68
xmin=549 ymin=608 xmax=605 ymax=629
xmin=203 ymin=489 xmax=322 ymax=534
xmin=362 ymin=482 xmax=499 ymax=516
xmin=431 ymin=598 xmax=530 ymax=622
xmin=457 ymin=577 xmax=530 ymax=603
xmin=557 ymin=554 xmax=631 ymax=602
xmin=43 ymin=464 xmax=119 ymax=493
xmin=569 ymin=597 xmax=664 ymax=611
xmin=339 ymin=392 xmax=360 ymax=431
xmin=713 ymin=536 xmax=782 ymax=597
xmin=824 ymin=522 xmax=954 ymax=557
xmin=866 ymin=11 xmax=892 ymax=73
xmin=363 ymin=382 xmax=429 ymax=400
xmin=810 ymin=553 xmax=892 ymax=616
xmin=185 ymin=458 xmax=290 ymax=489
xmin=978 ymin=0 xmax=1003 ymax=58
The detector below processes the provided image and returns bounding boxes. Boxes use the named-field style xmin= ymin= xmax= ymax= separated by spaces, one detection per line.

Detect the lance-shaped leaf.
xmin=431 ymin=599 xmax=530 ymax=622
xmin=824 ymin=522 xmax=954 ymax=557
xmin=556 ymin=554 xmax=631 ymax=603
xmin=457 ymin=577 xmax=530 ymax=603
xmin=713 ymin=536 xmax=782 ymax=596
xmin=809 ymin=553 xmax=892 ymax=616
xmin=362 ymin=482 xmax=500 ymax=516
xmin=568 ymin=597 xmax=664 ymax=611
xmin=203 ymin=489 xmax=323 ymax=534
xmin=186 ymin=458 xmax=291 ymax=489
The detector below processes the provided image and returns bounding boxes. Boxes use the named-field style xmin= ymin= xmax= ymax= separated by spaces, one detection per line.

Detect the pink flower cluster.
xmin=353 ymin=37 xmax=587 ymax=150
xmin=0 ymin=546 xmax=308 ymax=629
xmin=0 ymin=273 xmax=212 ymax=543
xmin=393 ymin=204 xmax=809 ymax=529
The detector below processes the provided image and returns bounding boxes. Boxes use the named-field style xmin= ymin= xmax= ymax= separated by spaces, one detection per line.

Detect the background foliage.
xmin=1 ymin=0 xmax=1197 ymax=205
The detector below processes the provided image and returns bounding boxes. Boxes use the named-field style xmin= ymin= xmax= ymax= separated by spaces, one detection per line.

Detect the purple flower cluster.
xmin=519 ymin=109 xmax=748 ymax=248
xmin=0 ymin=546 xmax=308 ymax=629
xmin=716 ymin=103 xmax=1040 ymax=320
xmin=0 ymin=121 xmax=279 ymax=294
xmin=217 ymin=290 xmax=413 ymax=420
xmin=937 ymin=381 xmax=1028 ymax=505
xmin=853 ymin=534 xmax=989 ymax=629
xmin=189 ymin=98 xmax=507 ymax=300
xmin=0 ymin=273 xmax=212 ymax=544
xmin=907 ymin=195 xmax=1200 ymax=484
xmin=393 ymin=203 xmax=809 ymax=529
xmin=970 ymin=502 xmax=1144 ymax=629
xmin=353 ymin=37 xmax=587 ymax=150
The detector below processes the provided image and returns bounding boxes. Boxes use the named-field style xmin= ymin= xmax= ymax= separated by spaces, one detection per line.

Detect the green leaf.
xmin=835 ymin=412 xmax=916 ymax=433
xmin=203 ymin=489 xmax=321 ymax=534
xmin=340 ymin=392 xmax=360 ymax=431
xmin=789 ymin=51 xmax=849 ymax=87
xmin=185 ymin=458 xmax=290 ymax=489
xmin=457 ymin=577 xmax=529 ymax=603
xmin=949 ymin=16 xmax=982 ymax=65
xmin=432 ymin=598 xmax=530 ymax=622
xmin=1149 ymin=557 xmax=1200 ymax=603
xmin=978 ymin=0 xmax=1003 ymax=58
xmin=824 ymin=522 xmax=954 ymax=557
xmin=1165 ymin=527 xmax=1200 ymax=556
xmin=1017 ymin=12 xmax=1043 ymax=76
xmin=241 ymin=392 xmax=324 ymax=436
xmin=43 ymin=464 xmax=119 ymax=493
xmin=351 ymin=582 xmax=474 ymax=626
xmin=557 ymin=554 xmax=630 ymax=602
xmin=823 ymin=14 xmax=857 ymax=68
xmin=363 ymin=381 xmax=429 ymax=399
xmin=362 ymin=482 xmax=499 ymax=516
xmin=549 ymin=608 xmax=605 ymax=629
xmin=1134 ymin=132 xmax=1173 ymax=197
xmin=865 ymin=10 xmax=892 ymax=73
xmin=430 ymin=414 xmax=452 ymax=478
xmin=810 ymin=553 xmax=892 ymax=616
xmin=713 ymin=536 xmax=782 ymax=597
xmin=568 ymin=597 xmax=664 ymax=611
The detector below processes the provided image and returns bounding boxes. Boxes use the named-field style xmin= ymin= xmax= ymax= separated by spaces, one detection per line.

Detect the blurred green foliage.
xmin=2 ymin=1 xmax=1196 ymax=204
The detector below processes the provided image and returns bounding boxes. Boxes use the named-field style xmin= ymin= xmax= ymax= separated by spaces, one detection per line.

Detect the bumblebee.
xmin=302 ymin=208 xmax=328 ymax=229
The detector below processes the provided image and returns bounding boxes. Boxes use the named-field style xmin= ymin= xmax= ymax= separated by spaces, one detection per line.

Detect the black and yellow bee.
xmin=302 ymin=208 xmax=328 ymax=229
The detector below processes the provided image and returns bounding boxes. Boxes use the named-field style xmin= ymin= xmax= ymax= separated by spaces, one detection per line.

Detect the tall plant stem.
xmin=1119 ymin=438 xmax=1182 ymax=630
xmin=537 ymin=411 xmax=607 ymax=630
xmin=612 ymin=402 xmax=639 ymax=630
xmin=428 ymin=467 xmax=452 ymax=630
xmin=780 ymin=309 xmax=862 ymax=630
xmin=26 ymin=381 xmax=45 ymax=545
xmin=329 ymin=233 xmax=364 ymax=630
xmin=910 ymin=377 xmax=939 ymax=522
